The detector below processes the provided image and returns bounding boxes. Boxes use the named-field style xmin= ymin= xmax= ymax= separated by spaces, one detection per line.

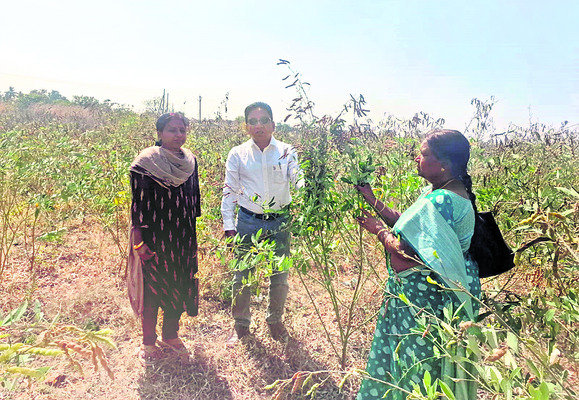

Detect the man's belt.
xmin=239 ymin=206 xmax=283 ymax=221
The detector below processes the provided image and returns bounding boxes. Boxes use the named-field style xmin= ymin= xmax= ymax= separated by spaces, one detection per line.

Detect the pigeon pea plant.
xmin=220 ymin=228 xmax=292 ymax=302
xmin=1 ymin=72 xmax=578 ymax=399
xmin=343 ymin=283 xmax=578 ymax=400
xmin=1 ymin=300 xmax=116 ymax=391
xmin=277 ymin=60 xmax=392 ymax=369
xmin=269 ymin=60 xmax=579 ymax=398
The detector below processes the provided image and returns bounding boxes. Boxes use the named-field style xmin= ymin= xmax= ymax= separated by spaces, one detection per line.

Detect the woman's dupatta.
xmin=127 ymin=227 xmax=144 ymax=317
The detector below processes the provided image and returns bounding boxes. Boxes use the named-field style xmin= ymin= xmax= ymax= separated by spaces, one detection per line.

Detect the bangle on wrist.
xmin=376 ymin=228 xmax=388 ymax=239
xmin=133 ymin=241 xmax=144 ymax=250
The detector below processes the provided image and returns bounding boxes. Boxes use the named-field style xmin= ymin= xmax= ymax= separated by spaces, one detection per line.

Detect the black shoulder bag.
xmin=469 ymin=211 xmax=515 ymax=278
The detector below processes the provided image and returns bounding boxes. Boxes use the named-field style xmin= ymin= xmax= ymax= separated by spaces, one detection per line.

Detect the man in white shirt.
xmin=221 ymin=102 xmax=302 ymax=346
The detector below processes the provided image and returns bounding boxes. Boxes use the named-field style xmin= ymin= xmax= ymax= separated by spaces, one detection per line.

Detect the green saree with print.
xmin=357 ymin=188 xmax=481 ymax=400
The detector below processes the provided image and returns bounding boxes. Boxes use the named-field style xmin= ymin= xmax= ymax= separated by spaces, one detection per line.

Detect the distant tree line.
xmin=0 ymin=87 xmax=125 ymax=110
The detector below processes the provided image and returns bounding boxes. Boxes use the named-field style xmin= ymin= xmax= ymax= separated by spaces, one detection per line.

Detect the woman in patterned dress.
xmin=127 ymin=113 xmax=201 ymax=363
xmin=355 ymin=130 xmax=480 ymax=399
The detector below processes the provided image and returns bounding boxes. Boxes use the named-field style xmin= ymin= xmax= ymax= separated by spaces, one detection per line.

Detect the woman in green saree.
xmin=356 ymin=130 xmax=481 ymax=400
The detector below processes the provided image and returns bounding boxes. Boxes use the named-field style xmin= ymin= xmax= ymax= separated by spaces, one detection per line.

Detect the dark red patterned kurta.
xmin=130 ymin=165 xmax=201 ymax=317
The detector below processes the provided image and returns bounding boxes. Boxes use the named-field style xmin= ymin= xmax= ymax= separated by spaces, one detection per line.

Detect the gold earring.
xmin=441 ymin=167 xmax=445 ymax=172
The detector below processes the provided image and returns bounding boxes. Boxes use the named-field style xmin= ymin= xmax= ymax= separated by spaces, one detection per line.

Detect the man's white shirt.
xmin=221 ymin=136 xmax=303 ymax=231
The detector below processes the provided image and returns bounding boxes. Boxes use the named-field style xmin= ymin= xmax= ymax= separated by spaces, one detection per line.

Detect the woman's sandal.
xmin=139 ymin=344 xmax=165 ymax=366
xmin=159 ymin=338 xmax=192 ymax=362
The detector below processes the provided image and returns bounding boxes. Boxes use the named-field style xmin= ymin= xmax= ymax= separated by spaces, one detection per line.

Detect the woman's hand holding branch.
xmin=354 ymin=184 xmax=401 ymax=227
xmin=355 ymin=184 xmax=377 ymax=205
xmin=356 ymin=209 xmax=386 ymax=236
xmin=356 ymin=209 xmax=419 ymax=272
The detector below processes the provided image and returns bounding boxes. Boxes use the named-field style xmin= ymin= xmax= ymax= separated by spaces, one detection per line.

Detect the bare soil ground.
xmin=1 ymin=219 xmax=376 ymax=400
xmin=2 ymin=219 xmax=576 ymax=400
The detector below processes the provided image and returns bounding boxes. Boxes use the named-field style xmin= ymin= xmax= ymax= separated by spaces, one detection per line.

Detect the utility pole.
xmin=198 ymin=96 xmax=202 ymax=121
xmin=160 ymin=89 xmax=166 ymax=114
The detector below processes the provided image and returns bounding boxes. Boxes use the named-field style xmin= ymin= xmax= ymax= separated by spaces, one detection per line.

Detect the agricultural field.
xmin=0 ymin=92 xmax=578 ymax=400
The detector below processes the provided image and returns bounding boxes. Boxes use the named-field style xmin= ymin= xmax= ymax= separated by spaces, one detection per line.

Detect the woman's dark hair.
xmin=244 ymin=102 xmax=273 ymax=122
xmin=156 ymin=112 xmax=190 ymax=132
xmin=425 ymin=129 xmax=477 ymax=212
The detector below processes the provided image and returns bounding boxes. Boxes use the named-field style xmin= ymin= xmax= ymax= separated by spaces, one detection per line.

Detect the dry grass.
xmin=0 ymin=218 xmax=375 ymax=400
xmin=2 ymin=217 xmax=575 ymax=399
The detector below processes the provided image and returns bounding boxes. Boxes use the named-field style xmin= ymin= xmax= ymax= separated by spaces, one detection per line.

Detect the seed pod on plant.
xmin=459 ymin=321 xmax=477 ymax=331
xmin=5 ymin=366 xmax=46 ymax=380
xmin=306 ymin=382 xmax=321 ymax=397
xmin=25 ymin=347 xmax=64 ymax=357
xmin=63 ymin=349 xmax=84 ymax=375
xmin=486 ymin=345 xmax=507 ymax=362
xmin=79 ymin=348 xmax=92 ymax=359
xmin=67 ymin=343 xmax=84 ymax=353
xmin=91 ymin=347 xmax=99 ymax=371
xmin=338 ymin=372 xmax=353 ymax=390
xmin=290 ymin=371 xmax=301 ymax=380
xmin=548 ymin=212 xmax=566 ymax=221
xmin=291 ymin=372 xmax=307 ymax=394
xmin=264 ymin=379 xmax=281 ymax=390
xmin=94 ymin=344 xmax=114 ymax=379
xmin=519 ymin=211 xmax=541 ymax=226
xmin=271 ymin=385 xmax=285 ymax=400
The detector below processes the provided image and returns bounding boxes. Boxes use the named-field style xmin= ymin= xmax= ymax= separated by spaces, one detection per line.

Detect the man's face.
xmin=246 ymin=107 xmax=274 ymax=145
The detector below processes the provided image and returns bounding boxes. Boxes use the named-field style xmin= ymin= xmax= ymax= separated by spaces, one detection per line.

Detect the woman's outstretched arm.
xmin=356 ymin=209 xmax=419 ymax=273
xmin=355 ymin=184 xmax=401 ymax=227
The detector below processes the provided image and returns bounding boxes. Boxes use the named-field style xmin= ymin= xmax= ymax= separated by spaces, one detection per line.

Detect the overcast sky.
xmin=1 ymin=0 xmax=577 ymax=132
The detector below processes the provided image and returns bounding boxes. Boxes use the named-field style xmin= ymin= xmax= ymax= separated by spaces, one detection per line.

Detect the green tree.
xmin=48 ymin=90 xmax=68 ymax=102
xmin=3 ymin=86 xmax=18 ymax=101
xmin=72 ymin=95 xmax=100 ymax=108
xmin=15 ymin=89 xmax=50 ymax=107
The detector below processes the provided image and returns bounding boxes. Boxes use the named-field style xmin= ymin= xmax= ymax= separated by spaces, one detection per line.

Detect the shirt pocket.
xmin=272 ymin=162 xmax=288 ymax=184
